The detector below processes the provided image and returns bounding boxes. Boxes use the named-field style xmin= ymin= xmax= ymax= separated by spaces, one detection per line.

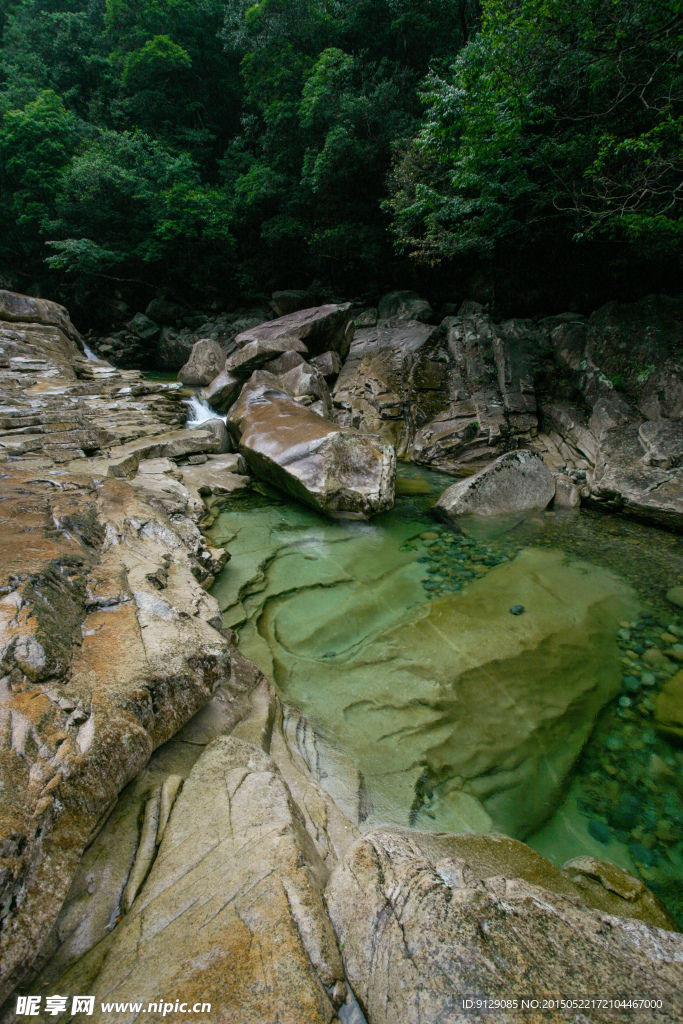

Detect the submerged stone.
xmin=225 ymin=528 xmax=637 ymax=838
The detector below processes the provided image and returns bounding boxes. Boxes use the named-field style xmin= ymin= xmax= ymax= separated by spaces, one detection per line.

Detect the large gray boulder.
xmin=227 ymin=379 xmax=395 ymax=518
xmin=378 ymin=290 xmax=432 ymax=323
xmin=225 ymin=335 xmax=308 ymax=378
xmin=326 ymin=830 xmax=683 ymax=1024
xmin=436 ymin=449 xmax=555 ymax=519
xmin=199 ymin=369 xmax=242 ymax=412
xmin=235 ymin=303 xmax=354 ymax=358
xmin=178 ymin=337 xmax=226 ymax=385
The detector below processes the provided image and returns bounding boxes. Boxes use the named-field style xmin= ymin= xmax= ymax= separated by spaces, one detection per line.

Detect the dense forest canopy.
xmin=0 ymin=0 xmax=680 ymax=321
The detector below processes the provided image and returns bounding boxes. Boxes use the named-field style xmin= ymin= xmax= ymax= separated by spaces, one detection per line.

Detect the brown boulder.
xmin=199 ymin=369 xmax=242 ymax=412
xmin=225 ymin=336 xmax=308 ymax=378
xmin=228 ymin=378 xmax=395 ymax=518
xmin=235 ymin=303 xmax=353 ymax=358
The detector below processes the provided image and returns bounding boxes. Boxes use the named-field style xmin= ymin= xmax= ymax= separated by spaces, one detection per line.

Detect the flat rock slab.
xmin=235 ymin=304 xmax=353 ymax=358
xmin=228 ymin=380 xmax=395 ymax=518
xmin=67 ymin=736 xmax=344 ymax=1024
xmin=326 ymin=830 xmax=683 ymax=1024
xmin=436 ymin=449 xmax=555 ymax=519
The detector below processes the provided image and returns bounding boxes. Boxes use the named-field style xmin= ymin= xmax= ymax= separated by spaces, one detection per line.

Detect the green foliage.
xmin=122 ymin=34 xmax=191 ymax=90
xmin=0 ymin=89 xmax=81 ymax=265
xmin=45 ymin=130 xmax=234 ymax=289
xmin=389 ymin=0 xmax=683 ymax=265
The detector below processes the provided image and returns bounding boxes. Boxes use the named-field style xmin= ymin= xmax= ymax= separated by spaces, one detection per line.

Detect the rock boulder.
xmin=227 ymin=379 xmax=395 ymax=518
xmin=178 ymin=338 xmax=226 ymax=386
xmin=55 ymin=736 xmax=346 ymax=1024
xmin=326 ymin=830 xmax=683 ymax=1024
xmin=199 ymin=369 xmax=242 ymax=412
xmin=436 ymin=449 xmax=555 ymax=520
xmin=235 ymin=304 xmax=353 ymax=359
xmin=0 ymin=288 xmax=82 ymax=346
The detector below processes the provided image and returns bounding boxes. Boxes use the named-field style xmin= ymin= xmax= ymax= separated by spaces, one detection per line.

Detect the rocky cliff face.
xmin=2 ymin=290 xmax=682 ymax=1023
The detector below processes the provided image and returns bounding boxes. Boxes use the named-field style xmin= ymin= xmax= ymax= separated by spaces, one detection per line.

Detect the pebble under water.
xmin=207 ymin=465 xmax=683 ymax=926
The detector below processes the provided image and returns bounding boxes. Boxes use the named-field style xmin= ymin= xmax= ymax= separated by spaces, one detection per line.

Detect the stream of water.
xmin=207 ymin=465 xmax=683 ymax=925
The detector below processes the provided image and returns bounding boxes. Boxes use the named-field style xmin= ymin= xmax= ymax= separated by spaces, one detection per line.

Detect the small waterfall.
xmin=184 ymin=395 xmax=227 ymax=428
xmin=82 ymin=342 xmax=98 ymax=361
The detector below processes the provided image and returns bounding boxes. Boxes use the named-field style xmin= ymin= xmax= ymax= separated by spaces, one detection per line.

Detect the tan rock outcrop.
xmin=326 ymin=830 xmax=683 ymax=1024
xmin=0 ymin=292 xmax=255 ymax=1000
xmin=59 ymin=736 xmax=346 ymax=1024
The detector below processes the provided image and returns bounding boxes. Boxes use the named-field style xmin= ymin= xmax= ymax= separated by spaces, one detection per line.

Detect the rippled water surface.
xmin=208 ymin=466 xmax=683 ymax=924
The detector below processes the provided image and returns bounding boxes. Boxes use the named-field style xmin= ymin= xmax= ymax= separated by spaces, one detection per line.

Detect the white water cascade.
xmin=82 ymin=341 xmax=98 ymax=361
xmin=184 ymin=394 xmax=227 ymax=428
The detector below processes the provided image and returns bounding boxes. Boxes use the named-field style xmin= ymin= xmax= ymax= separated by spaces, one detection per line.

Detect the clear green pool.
xmin=208 ymin=465 xmax=683 ymax=925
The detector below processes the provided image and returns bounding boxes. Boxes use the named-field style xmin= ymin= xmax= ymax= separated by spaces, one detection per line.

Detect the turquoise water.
xmin=208 ymin=465 xmax=683 ymax=924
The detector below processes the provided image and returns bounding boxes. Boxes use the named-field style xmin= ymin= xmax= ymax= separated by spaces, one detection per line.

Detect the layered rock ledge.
xmin=1 ymin=290 xmax=682 ymax=1023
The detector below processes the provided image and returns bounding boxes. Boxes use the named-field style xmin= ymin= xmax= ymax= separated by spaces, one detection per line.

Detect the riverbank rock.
xmin=16 ymin=677 xmax=360 ymax=1022
xmin=227 ymin=378 xmax=395 ymax=518
xmin=589 ymin=422 xmax=683 ymax=531
xmin=0 ymin=291 xmax=258 ymax=1000
xmin=326 ymin=830 xmax=683 ymax=1024
xmin=177 ymin=337 xmax=226 ymax=385
xmin=235 ymin=303 xmax=354 ymax=359
xmin=199 ymin=369 xmax=241 ymax=412
xmin=586 ymin=295 xmax=683 ymax=420
xmin=435 ymin=450 xmax=555 ymax=520
xmin=537 ymin=298 xmax=683 ymax=531
xmin=0 ymin=288 xmax=82 ymax=346
xmin=332 ymin=320 xmax=437 ymax=451
xmin=52 ymin=736 xmax=346 ymax=1024
xmin=334 ymin=311 xmax=545 ymax=472
xmin=409 ymin=314 xmax=543 ymax=473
